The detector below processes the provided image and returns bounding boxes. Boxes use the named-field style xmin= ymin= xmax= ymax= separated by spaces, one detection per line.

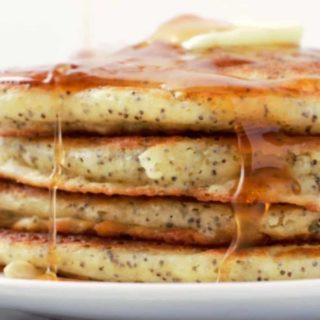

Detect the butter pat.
xmin=183 ymin=24 xmax=303 ymax=50
xmin=152 ymin=15 xmax=233 ymax=44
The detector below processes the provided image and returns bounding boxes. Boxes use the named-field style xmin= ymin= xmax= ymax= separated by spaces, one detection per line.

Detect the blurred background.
xmin=0 ymin=0 xmax=319 ymax=68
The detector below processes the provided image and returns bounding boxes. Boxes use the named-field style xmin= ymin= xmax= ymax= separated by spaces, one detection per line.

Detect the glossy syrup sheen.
xmin=217 ymin=123 xmax=301 ymax=281
xmin=1 ymin=40 xmax=320 ymax=96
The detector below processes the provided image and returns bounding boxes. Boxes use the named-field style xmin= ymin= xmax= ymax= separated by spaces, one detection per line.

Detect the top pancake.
xmin=1 ymin=17 xmax=320 ymax=136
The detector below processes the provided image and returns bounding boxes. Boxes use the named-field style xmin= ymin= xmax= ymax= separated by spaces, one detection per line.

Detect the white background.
xmin=0 ymin=0 xmax=320 ymax=68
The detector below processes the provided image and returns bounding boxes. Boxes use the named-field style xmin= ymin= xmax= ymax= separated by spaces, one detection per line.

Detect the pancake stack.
xmin=0 ymin=16 xmax=319 ymax=282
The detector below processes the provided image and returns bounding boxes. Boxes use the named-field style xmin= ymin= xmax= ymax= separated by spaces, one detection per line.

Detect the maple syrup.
xmin=217 ymin=123 xmax=301 ymax=281
xmin=1 ymin=39 xmax=316 ymax=96
xmin=43 ymin=0 xmax=91 ymax=280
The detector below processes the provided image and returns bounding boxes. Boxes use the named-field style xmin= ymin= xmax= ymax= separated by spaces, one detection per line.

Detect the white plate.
xmin=0 ymin=277 xmax=319 ymax=320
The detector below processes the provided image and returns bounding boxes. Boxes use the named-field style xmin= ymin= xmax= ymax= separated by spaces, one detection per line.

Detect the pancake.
xmin=0 ymin=230 xmax=319 ymax=282
xmin=0 ymin=135 xmax=319 ymax=209
xmin=0 ymin=182 xmax=319 ymax=246
xmin=1 ymin=22 xmax=320 ymax=137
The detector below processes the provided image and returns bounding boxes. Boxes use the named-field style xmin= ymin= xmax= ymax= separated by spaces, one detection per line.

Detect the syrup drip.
xmin=217 ymin=124 xmax=301 ymax=281
xmin=41 ymin=1 xmax=94 ymax=280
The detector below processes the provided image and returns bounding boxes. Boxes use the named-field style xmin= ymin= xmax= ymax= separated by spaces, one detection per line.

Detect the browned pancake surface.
xmin=0 ymin=181 xmax=319 ymax=246
xmin=0 ymin=230 xmax=319 ymax=282
xmin=1 ymin=34 xmax=320 ymax=136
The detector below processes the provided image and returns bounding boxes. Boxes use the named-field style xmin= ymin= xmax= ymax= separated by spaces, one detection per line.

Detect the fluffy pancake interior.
xmin=0 ymin=182 xmax=319 ymax=246
xmin=1 ymin=44 xmax=320 ymax=136
xmin=0 ymin=230 xmax=319 ymax=282
xmin=0 ymin=136 xmax=319 ymax=209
